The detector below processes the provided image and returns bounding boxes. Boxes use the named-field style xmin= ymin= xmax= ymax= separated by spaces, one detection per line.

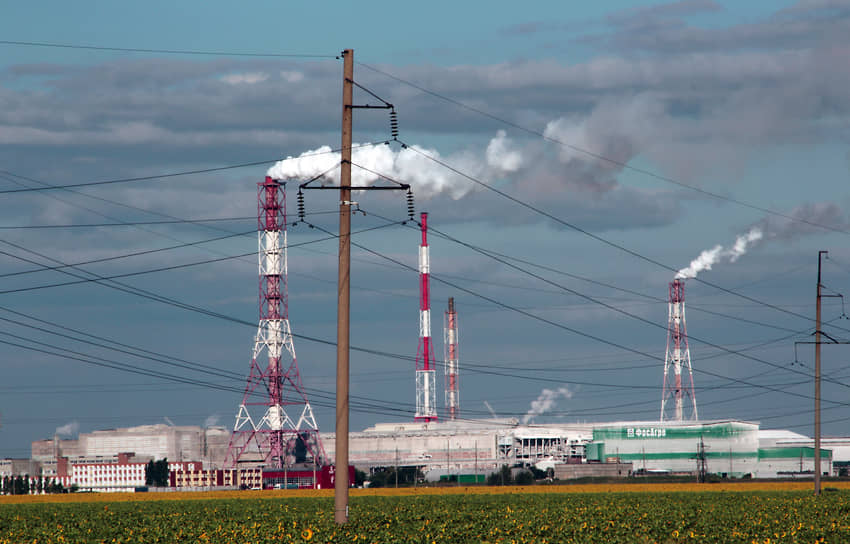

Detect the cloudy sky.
xmin=2 ymin=0 xmax=850 ymax=458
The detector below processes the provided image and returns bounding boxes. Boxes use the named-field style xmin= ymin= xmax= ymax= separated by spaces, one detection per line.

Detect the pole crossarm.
xmin=796 ymin=334 xmax=848 ymax=346
xmin=299 ymin=162 xmax=411 ymax=192
xmin=301 ymin=185 xmax=409 ymax=191
xmin=346 ymin=77 xmax=395 ymax=109
xmin=794 ymin=338 xmax=850 ymax=367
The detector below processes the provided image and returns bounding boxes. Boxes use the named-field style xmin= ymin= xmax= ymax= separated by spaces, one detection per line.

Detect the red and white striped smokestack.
xmin=444 ymin=297 xmax=459 ymax=420
xmin=415 ymin=212 xmax=437 ymax=421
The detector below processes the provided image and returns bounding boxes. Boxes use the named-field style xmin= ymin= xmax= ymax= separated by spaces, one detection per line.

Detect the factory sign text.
xmin=626 ymin=427 xmax=667 ymax=438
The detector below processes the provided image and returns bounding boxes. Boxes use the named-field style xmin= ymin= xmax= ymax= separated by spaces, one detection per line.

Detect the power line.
xmin=0 ymin=191 xmax=835 ymax=422
xmin=301 ymin=217 xmax=849 ymax=405
xmin=391 ymin=141 xmax=850 ymax=336
xmin=0 ymin=212 xmax=818 ymax=412
xmin=0 ymin=298 xmax=834 ymax=424
xmin=0 ymin=40 xmax=336 ymax=58
xmin=0 ymin=143 xmax=382 ymax=194
xmin=357 ymin=61 xmax=850 ymax=238
xmin=6 ymin=39 xmax=840 ymax=237
xmin=1 ymin=204 xmax=834 ymax=421
xmin=0 ymin=230 xmax=252 ymax=279
xmin=348 ymin=175 xmax=840 ymax=391
xmin=371 ymin=208 xmax=804 ymax=336
xmin=0 ymin=217 xmax=254 ymax=229
xmin=0 ymin=222 xmax=397 ymax=295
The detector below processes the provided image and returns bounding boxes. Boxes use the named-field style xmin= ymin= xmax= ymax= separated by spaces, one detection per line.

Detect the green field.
xmin=2 ymin=490 xmax=850 ymax=543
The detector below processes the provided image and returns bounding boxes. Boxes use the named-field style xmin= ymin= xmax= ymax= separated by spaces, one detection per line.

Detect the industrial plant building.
xmin=322 ymin=418 xmax=834 ymax=480
xmin=11 ymin=418 xmax=841 ymax=490
xmin=31 ymin=424 xmax=231 ymax=468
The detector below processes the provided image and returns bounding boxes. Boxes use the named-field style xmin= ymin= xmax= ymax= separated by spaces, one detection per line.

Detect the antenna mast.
xmin=224 ymin=176 xmax=326 ymax=468
xmin=661 ymin=279 xmax=698 ymax=421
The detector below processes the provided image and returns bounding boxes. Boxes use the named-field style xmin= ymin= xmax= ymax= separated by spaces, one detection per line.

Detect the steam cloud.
xmin=267 ymin=130 xmax=522 ymax=199
xmin=204 ymin=414 xmax=220 ymax=428
xmin=55 ymin=421 xmax=79 ymax=437
xmin=751 ymin=202 xmax=849 ymax=241
xmin=675 ymin=201 xmax=848 ymax=280
xmin=675 ymin=227 xmax=763 ymax=279
xmin=542 ymin=95 xmax=663 ymax=194
xmin=522 ymin=386 xmax=573 ymax=424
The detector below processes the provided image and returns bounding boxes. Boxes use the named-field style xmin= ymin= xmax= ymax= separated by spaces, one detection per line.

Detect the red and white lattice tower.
xmin=444 ymin=297 xmax=459 ymax=420
xmin=660 ymin=279 xmax=698 ymax=421
xmin=224 ymin=176 xmax=326 ymax=468
xmin=415 ymin=212 xmax=437 ymax=422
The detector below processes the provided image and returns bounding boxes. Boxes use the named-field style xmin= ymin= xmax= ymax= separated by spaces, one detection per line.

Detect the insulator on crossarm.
xmin=297 ymin=189 xmax=305 ymax=222
xmin=390 ymin=109 xmax=399 ymax=140
xmin=406 ymin=188 xmax=415 ymax=220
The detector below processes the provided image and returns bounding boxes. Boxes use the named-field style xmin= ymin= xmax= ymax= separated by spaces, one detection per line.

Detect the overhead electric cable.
xmin=360 ymin=204 xmax=803 ymax=336
xmin=0 ymin=40 xmax=335 ymax=58
xmin=302 ymin=218 xmax=845 ymax=404
xmin=0 ymin=143 xmax=382 ymax=194
xmin=1 ymin=211 xmax=834 ymax=418
xmin=350 ymin=182 xmax=836 ymax=388
xmin=0 ymin=230 xmax=253 ymax=279
xmin=0 ymin=222 xmax=396 ymax=295
xmin=357 ymin=62 xmax=850 ymax=237
xmin=389 ymin=142 xmax=850 ymax=335
xmin=0 ymin=217 xmax=255 ymax=229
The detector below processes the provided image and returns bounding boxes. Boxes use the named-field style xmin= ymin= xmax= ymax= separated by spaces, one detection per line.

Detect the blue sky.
xmin=2 ymin=0 xmax=850 ymax=458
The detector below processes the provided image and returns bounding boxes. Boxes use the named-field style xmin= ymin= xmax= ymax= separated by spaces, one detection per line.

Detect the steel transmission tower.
xmin=444 ymin=297 xmax=459 ymax=420
xmin=660 ymin=279 xmax=698 ymax=421
xmin=415 ymin=212 xmax=437 ymax=421
xmin=224 ymin=176 xmax=326 ymax=468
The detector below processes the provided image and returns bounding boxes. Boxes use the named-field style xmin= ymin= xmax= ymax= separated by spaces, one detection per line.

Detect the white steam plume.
xmin=522 ymin=386 xmax=572 ymax=424
xmin=675 ymin=227 xmax=763 ymax=279
xmin=751 ymin=202 xmax=849 ymax=241
xmin=266 ymin=130 xmax=521 ymax=200
xmin=204 ymin=414 xmax=220 ymax=427
xmin=55 ymin=421 xmax=79 ymax=437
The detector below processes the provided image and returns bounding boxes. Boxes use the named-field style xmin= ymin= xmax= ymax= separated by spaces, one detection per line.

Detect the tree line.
xmin=1 ymin=475 xmax=75 ymax=495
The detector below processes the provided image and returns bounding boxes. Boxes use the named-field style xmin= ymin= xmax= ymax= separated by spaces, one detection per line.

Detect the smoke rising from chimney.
xmin=55 ymin=421 xmax=79 ymax=437
xmin=751 ymin=202 xmax=849 ymax=241
xmin=522 ymin=386 xmax=572 ymax=424
xmin=675 ymin=227 xmax=763 ymax=279
xmin=204 ymin=414 xmax=220 ymax=428
xmin=267 ymin=130 xmax=522 ymax=199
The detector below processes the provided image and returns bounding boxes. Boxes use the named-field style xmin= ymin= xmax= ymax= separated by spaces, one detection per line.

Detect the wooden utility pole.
xmin=334 ymin=48 xmax=354 ymax=525
xmin=815 ymin=250 xmax=826 ymax=496
xmin=300 ymin=47 xmax=408 ymax=524
xmin=793 ymin=253 xmax=846 ymax=497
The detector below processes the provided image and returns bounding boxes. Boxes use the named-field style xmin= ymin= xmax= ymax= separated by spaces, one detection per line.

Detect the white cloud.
xmin=221 ymin=72 xmax=269 ymax=85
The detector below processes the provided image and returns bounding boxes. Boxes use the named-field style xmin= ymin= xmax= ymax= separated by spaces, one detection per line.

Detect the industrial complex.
xmin=2 ymin=179 xmax=847 ymax=493
xmin=5 ymin=416 xmax=845 ymax=492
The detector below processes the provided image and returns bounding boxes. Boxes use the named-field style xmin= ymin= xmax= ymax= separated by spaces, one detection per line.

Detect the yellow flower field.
xmin=2 ymin=484 xmax=850 ymax=543
xmin=2 ymin=479 xmax=847 ymax=504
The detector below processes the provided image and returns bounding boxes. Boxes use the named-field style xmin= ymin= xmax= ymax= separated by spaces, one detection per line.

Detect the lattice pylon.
xmin=660 ymin=279 xmax=698 ymax=422
xmin=224 ymin=177 xmax=326 ymax=468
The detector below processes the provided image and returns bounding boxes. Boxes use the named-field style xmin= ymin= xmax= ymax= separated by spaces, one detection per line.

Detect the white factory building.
xmin=17 ymin=418 xmax=849 ymax=484
xmin=320 ymin=418 xmax=840 ymax=480
xmin=31 ymin=424 xmax=231 ymax=468
xmin=588 ymin=420 xmax=832 ymax=478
